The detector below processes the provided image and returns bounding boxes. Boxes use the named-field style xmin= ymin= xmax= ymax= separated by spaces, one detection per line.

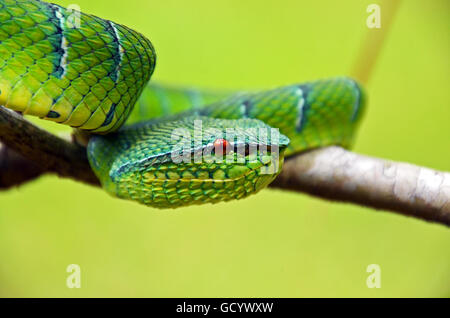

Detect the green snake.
xmin=0 ymin=0 xmax=366 ymax=208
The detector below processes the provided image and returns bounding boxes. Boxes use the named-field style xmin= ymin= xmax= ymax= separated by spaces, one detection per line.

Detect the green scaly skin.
xmin=0 ymin=0 xmax=366 ymax=208
xmin=0 ymin=0 xmax=155 ymax=133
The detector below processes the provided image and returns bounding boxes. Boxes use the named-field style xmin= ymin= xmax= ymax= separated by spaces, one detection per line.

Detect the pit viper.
xmin=0 ymin=0 xmax=365 ymax=208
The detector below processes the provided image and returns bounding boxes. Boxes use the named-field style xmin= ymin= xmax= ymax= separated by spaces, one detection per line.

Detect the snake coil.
xmin=0 ymin=0 xmax=365 ymax=208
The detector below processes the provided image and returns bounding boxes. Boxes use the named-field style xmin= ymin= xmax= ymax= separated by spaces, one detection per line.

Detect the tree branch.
xmin=1 ymin=106 xmax=449 ymax=226
xmin=0 ymin=106 xmax=99 ymax=186
xmin=271 ymin=147 xmax=450 ymax=225
xmin=0 ymin=142 xmax=45 ymax=189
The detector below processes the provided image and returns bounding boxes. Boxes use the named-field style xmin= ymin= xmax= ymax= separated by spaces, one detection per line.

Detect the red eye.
xmin=213 ymin=138 xmax=231 ymax=154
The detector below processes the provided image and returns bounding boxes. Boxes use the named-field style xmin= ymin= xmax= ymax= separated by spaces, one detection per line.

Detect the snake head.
xmin=88 ymin=116 xmax=290 ymax=208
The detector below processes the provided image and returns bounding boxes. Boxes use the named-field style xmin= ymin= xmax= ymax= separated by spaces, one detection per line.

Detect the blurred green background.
xmin=1 ymin=0 xmax=449 ymax=297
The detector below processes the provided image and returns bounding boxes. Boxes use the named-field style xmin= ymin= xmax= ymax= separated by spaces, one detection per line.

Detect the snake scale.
xmin=0 ymin=0 xmax=365 ymax=208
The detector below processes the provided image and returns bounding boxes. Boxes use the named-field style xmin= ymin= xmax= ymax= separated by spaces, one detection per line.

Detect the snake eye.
xmin=213 ymin=138 xmax=232 ymax=155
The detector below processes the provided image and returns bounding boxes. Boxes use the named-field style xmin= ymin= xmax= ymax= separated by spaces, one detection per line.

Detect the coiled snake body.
xmin=0 ymin=0 xmax=365 ymax=208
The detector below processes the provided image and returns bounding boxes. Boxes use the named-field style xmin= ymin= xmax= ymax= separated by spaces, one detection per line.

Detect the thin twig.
xmin=351 ymin=0 xmax=402 ymax=85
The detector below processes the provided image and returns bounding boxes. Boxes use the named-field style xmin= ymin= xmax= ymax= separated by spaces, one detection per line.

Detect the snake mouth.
xmin=113 ymin=145 xmax=287 ymax=182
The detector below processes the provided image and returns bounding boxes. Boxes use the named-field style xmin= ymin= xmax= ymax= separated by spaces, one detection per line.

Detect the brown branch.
xmin=0 ymin=106 xmax=99 ymax=186
xmin=271 ymin=147 xmax=450 ymax=226
xmin=0 ymin=142 xmax=45 ymax=188
xmin=0 ymin=105 xmax=449 ymax=226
